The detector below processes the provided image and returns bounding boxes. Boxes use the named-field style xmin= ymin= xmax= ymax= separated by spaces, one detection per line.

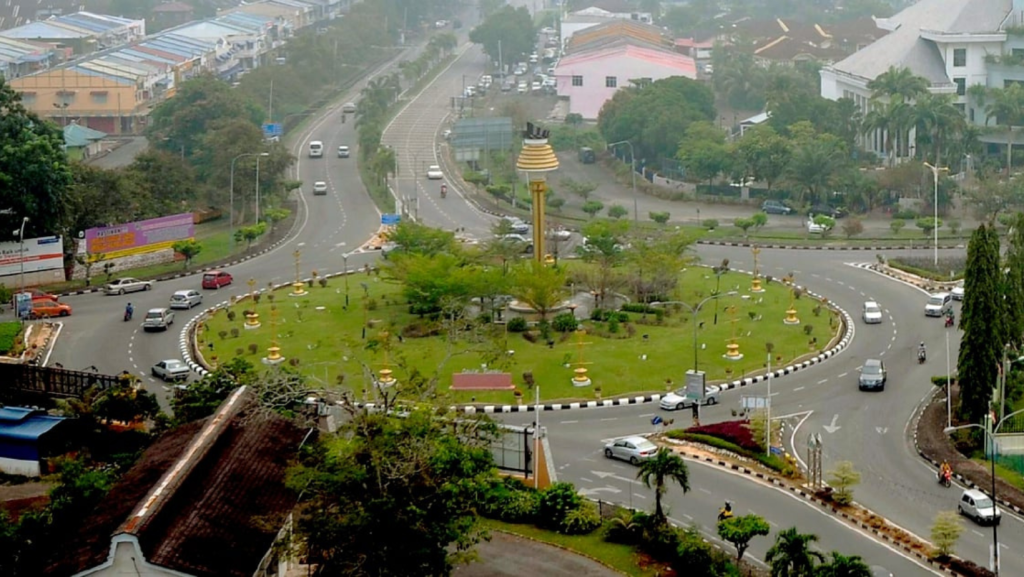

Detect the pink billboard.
xmin=85 ymin=213 xmax=194 ymax=258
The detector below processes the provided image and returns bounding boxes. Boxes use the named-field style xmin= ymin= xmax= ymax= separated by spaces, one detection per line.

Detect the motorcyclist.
xmin=939 ymin=461 xmax=952 ymax=485
xmin=918 ymin=341 xmax=927 ymax=361
xmin=441 ymin=183 xmax=447 ymax=198
xmin=944 ymin=309 xmax=955 ymax=327
xmin=717 ymin=501 xmax=734 ymax=522
xmin=124 ymin=302 xmax=133 ymax=321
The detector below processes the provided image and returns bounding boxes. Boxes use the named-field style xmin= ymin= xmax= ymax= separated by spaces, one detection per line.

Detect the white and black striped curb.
xmin=57 ymin=214 xmax=304 ymax=298
xmin=662 ymin=437 xmax=960 ymax=575
xmin=181 ymin=269 xmax=372 ymax=377
xmin=447 ymin=271 xmax=854 ymax=414
xmin=697 ymin=239 xmax=963 ymax=251
xmin=912 ymin=389 xmax=1024 ymax=518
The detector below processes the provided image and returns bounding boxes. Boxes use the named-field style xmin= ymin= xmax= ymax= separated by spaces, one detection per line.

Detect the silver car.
xmin=862 ymin=301 xmax=883 ymax=324
xmin=152 ymin=359 xmax=190 ymax=381
xmin=169 ymin=290 xmax=203 ymax=310
xmin=104 ymin=277 xmax=152 ymax=295
xmin=959 ymin=489 xmax=1001 ymax=525
xmin=604 ymin=436 xmax=659 ymax=465
xmin=142 ymin=308 xmax=175 ymax=331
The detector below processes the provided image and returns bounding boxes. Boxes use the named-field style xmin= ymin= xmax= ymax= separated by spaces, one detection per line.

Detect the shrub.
xmin=319 ymin=277 xmax=328 ymax=288
xmin=607 ymin=315 xmax=620 ymax=333
xmin=649 ymin=211 xmax=670 ymax=224
xmin=248 ymin=343 xmax=259 ymax=354
xmin=218 ymin=330 xmax=228 ymax=340
xmin=603 ymin=510 xmax=649 ymax=545
xmin=607 ymin=204 xmax=628 ymax=219
xmin=401 ymin=321 xmax=440 ymax=339
xmin=506 ymin=317 xmax=528 ymax=332
xmin=230 ymin=328 xmax=240 ymax=338
xmin=673 ymin=528 xmax=731 ymax=576
xmin=702 ymin=219 xmax=719 ymax=230
xmin=367 ymin=298 xmax=378 ymax=311
xmin=479 ymin=477 xmax=540 ymax=523
xmin=686 ymin=419 xmax=760 ymax=451
xmin=538 ymin=482 xmax=583 ymax=531
xmin=842 ymin=217 xmax=864 ymax=239
xmin=561 ymin=500 xmax=601 ymax=535
xmin=666 ymin=431 xmax=794 ymax=475
xmin=0 ymin=322 xmax=21 ymax=354
xmin=552 ymin=312 xmax=578 ymax=332
xmin=641 ymin=521 xmax=683 ymax=561
xmin=226 ymin=310 xmax=237 ymax=322
xmin=621 ymin=303 xmax=658 ymax=314
xmin=894 ymin=208 xmax=917 ymax=220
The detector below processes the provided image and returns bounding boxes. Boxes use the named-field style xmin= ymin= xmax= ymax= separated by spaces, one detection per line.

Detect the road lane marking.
xmin=817 ymin=379 xmax=828 ymax=385
xmin=793 ymin=386 xmax=805 ymax=392
xmin=838 ymin=372 xmax=848 ymax=378
xmin=600 ymin=417 xmax=618 ymax=422
xmin=560 ymin=420 xmax=579 ymax=424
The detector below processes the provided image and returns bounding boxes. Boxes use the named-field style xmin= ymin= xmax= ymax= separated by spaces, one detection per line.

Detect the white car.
xmin=152 ymin=359 xmax=190 ymax=381
xmin=807 ymin=218 xmax=831 ymax=234
xmin=104 ymin=277 xmax=152 ymax=295
xmin=541 ymin=26 xmax=556 ymax=35
xmin=169 ymin=290 xmax=203 ymax=310
xmin=862 ymin=301 xmax=883 ymax=324
xmin=951 ymin=282 xmax=964 ymax=300
xmin=426 ymin=165 xmax=444 ymax=179
xmin=501 ymin=234 xmax=533 ymax=253
xmin=337 ymin=145 xmax=350 ymax=158
xmin=313 ymin=181 xmax=328 ymax=195
xmin=500 ymin=216 xmax=530 ymax=234
xmin=604 ymin=436 xmax=658 ymax=465
xmin=531 ymin=80 xmax=542 ymax=92
xmin=659 ymin=385 xmax=722 ymax=411
xmin=517 ymin=81 xmax=528 ymax=94
xmin=547 ymin=227 xmax=571 ymax=241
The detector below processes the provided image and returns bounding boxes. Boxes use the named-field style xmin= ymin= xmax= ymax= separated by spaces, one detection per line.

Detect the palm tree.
xmin=636 ymin=447 xmax=690 ymax=523
xmin=967 ymin=83 xmax=989 ymax=126
xmin=765 ymin=527 xmax=825 ymax=577
xmin=913 ymin=93 xmax=964 ymax=165
xmin=865 ymin=66 xmax=929 ymax=165
xmin=813 ymin=551 xmax=872 ymax=577
xmin=867 ymin=66 xmax=929 ymax=102
xmin=985 ymin=83 xmax=1024 ymax=174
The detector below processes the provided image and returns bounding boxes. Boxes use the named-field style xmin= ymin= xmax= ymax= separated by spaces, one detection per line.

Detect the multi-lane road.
xmin=42 ymin=3 xmax=1021 ymax=573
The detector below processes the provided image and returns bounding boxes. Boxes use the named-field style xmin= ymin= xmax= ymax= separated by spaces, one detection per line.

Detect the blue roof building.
xmin=0 ymin=406 xmax=73 ymax=477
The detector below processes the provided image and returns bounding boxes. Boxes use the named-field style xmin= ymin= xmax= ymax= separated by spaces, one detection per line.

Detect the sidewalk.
xmin=453 ymin=531 xmax=621 ymax=577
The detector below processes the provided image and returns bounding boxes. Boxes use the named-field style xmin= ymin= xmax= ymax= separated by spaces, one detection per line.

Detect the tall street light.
xmin=608 ymin=140 xmax=638 ymax=226
xmin=652 ymin=291 xmax=737 ymax=419
xmin=255 ymin=152 xmax=269 ymax=224
xmin=944 ymin=405 xmax=1024 ymax=576
xmin=230 ymin=152 xmax=269 ymax=253
xmin=923 ymin=162 xmax=948 ymax=267
xmin=14 ymin=216 xmax=28 ymax=296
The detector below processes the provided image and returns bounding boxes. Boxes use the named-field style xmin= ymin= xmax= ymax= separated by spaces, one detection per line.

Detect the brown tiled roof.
xmin=567 ymin=19 xmax=672 ymax=52
xmin=43 ymin=389 xmax=309 ymax=577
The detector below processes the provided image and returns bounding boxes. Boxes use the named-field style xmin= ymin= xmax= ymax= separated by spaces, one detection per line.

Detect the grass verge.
xmin=477 ymin=518 xmax=661 ymax=577
xmin=0 ymin=321 xmax=22 ymax=355
xmin=198 ymin=268 xmax=838 ymax=404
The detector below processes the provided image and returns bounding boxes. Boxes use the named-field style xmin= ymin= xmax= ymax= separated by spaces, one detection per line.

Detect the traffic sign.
xmin=262 ymin=122 xmax=283 ymax=137
xmin=381 ymin=214 xmax=401 ymax=225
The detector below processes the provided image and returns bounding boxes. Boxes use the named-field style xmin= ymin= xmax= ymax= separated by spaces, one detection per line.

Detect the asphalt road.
xmin=498 ymin=244 xmax=1023 ymax=574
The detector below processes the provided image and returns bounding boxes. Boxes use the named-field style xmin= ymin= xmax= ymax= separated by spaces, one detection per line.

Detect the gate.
xmin=0 ymin=363 xmax=122 ymax=406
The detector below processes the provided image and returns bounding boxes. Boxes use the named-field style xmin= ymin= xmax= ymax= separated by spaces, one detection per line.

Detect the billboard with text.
xmin=0 ymin=236 xmax=63 ymax=278
xmin=85 ymin=213 xmax=194 ymax=259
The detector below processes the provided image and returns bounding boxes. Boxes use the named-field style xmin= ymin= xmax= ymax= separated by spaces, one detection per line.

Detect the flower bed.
xmin=686 ymin=419 xmax=760 ymax=452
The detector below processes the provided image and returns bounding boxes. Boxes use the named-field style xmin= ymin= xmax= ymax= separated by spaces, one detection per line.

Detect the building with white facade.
xmin=820 ymin=0 xmax=1024 ymax=159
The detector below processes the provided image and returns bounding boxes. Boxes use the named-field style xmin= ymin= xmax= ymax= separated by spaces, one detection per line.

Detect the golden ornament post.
xmin=263 ymin=304 xmax=284 ymax=364
xmin=244 ymin=278 xmax=261 ymax=329
xmin=516 ymin=123 xmax=560 ymax=263
xmin=750 ymin=245 xmax=764 ymax=292
xmin=291 ymin=245 xmax=308 ymax=296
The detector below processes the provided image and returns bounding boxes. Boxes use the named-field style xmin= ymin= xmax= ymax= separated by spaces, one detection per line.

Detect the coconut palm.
xmin=967 ymin=83 xmax=990 ymax=126
xmin=913 ymin=92 xmax=964 ymax=165
xmin=862 ymin=98 xmax=912 ymax=167
xmin=765 ymin=527 xmax=825 ymax=577
xmin=867 ymin=66 xmax=929 ymax=103
xmin=636 ymin=447 xmax=690 ymax=523
xmin=813 ymin=551 xmax=872 ymax=577
xmin=985 ymin=83 xmax=1024 ymax=174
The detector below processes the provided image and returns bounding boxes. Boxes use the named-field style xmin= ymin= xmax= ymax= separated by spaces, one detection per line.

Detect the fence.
xmin=0 ymin=364 xmax=121 ymax=406
xmin=491 ymin=424 xmax=533 ymax=477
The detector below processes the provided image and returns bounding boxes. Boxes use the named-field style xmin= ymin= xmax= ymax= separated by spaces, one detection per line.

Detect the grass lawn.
xmin=199 ymin=267 xmax=839 ymax=404
xmin=477 ymin=518 xmax=663 ymax=577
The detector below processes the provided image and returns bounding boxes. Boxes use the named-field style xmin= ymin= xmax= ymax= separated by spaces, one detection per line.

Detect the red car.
xmin=28 ymin=288 xmax=58 ymax=302
xmin=201 ymin=270 xmax=233 ymax=289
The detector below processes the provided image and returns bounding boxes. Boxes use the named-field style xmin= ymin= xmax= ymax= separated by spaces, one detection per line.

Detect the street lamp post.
xmin=608 ymin=140 xmax=638 ymax=226
xmin=229 ymin=152 xmax=269 ymax=253
xmin=15 ymin=216 xmax=28 ymax=297
xmin=652 ymin=291 xmax=737 ymax=420
xmin=944 ymin=406 xmax=1024 ymax=576
xmin=343 ymin=253 xmax=350 ymax=308
xmin=923 ymin=162 xmax=948 ymax=267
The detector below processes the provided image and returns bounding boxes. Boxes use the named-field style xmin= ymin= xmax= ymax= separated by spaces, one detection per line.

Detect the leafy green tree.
xmin=469 ymin=5 xmax=535 ymax=69
xmin=650 ymin=211 xmax=670 ymax=224
xmin=262 ymin=207 xmax=291 ymax=235
xmin=930 ymin=511 xmax=963 ymax=559
xmin=786 ymin=129 xmax=847 ymax=205
xmin=985 ymin=83 xmax=1024 ymax=174
xmin=751 ymin=211 xmax=769 ymax=229
xmin=65 ymin=162 xmax=148 ymax=237
xmin=234 ymin=222 xmax=268 ymax=250
xmin=170 ymin=359 xmax=253 ymax=425
xmin=510 ymin=261 xmax=567 ymax=322
xmin=812 ymin=215 xmax=835 ymax=236
xmin=0 ymin=77 xmax=72 ymax=237
xmin=677 ymin=121 xmax=731 ymax=186
xmin=386 ymin=221 xmax=459 ymax=256
xmin=607 ymin=204 xmax=628 ymax=219
xmin=913 ymin=93 xmax=965 ymax=167
xmin=826 ymin=461 xmax=860 ymax=506
xmin=735 ymin=125 xmax=792 ymax=193
xmin=915 ymin=217 xmax=942 ymax=236
xmin=582 ymin=200 xmax=605 ymax=218
xmin=388 ymin=252 xmax=474 ymax=316
xmin=958 ymin=224 xmax=1003 ymax=422
xmin=813 ymin=552 xmax=872 ymax=577
xmin=91 ymin=379 xmax=161 ymax=425
xmin=126 ymin=150 xmax=200 ymax=214
xmin=636 ymin=447 xmax=690 ymax=523
xmin=734 ymin=217 xmax=755 ymax=239
xmin=890 ymin=219 xmax=906 ymax=236
xmin=765 ymin=527 xmax=825 ymax=577
xmin=172 ymin=239 xmax=203 ymax=269
xmin=560 ymin=177 xmax=597 ymax=200
xmin=289 ymin=408 xmax=498 ymax=576
xmin=717 ymin=514 xmax=770 ymax=561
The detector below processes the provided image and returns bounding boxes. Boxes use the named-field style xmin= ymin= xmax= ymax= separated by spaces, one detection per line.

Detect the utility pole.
xmin=268 ymin=77 xmax=274 ymax=123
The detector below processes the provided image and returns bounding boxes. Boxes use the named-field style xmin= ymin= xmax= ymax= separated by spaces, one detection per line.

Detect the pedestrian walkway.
xmin=453 ymin=531 xmax=621 ymax=577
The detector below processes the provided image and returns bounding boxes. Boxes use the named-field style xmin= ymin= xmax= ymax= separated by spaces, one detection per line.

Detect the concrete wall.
xmin=70 ymin=246 xmax=176 ymax=282
xmin=0 ymin=455 xmax=40 ymax=476
xmin=995 ymin=433 xmax=1024 ymax=455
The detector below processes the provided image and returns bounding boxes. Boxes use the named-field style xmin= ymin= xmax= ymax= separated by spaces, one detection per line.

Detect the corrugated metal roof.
xmin=0 ymin=409 xmax=66 ymax=442
xmin=64 ymin=123 xmax=107 ymax=147
xmin=0 ymin=21 xmax=92 ymax=39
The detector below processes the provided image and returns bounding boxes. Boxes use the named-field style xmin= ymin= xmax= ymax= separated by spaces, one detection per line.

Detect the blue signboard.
xmin=262 ymin=122 xmax=283 ymax=138
xmin=15 ymin=292 xmax=31 ymax=319
xmin=381 ymin=214 xmax=401 ymax=225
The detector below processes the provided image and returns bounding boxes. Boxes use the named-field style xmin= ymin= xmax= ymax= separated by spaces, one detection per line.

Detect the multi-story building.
xmin=820 ymin=0 xmax=1024 ymax=160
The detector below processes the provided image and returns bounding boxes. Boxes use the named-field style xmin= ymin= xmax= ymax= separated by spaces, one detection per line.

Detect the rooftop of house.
xmin=557 ymin=43 xmax=696 ymax=76
xmin=830 ymin=0 xmax=1012 ymax=84
xmin=566 ymin=19 xmax=671 ymax=54
xmin=63 ymin=122 xmax=107 ymax=147
xmin=43 ymin=387 xmax=310 ymax=577
xmin=0 ymin=407 xmax=66 ymax=441
xmin=571 ymin=0 xmax=638 ymax=14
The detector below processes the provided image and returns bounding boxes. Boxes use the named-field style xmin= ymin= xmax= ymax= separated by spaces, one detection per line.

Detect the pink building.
xmin=554 ymin=44 xmax=697 ymax=120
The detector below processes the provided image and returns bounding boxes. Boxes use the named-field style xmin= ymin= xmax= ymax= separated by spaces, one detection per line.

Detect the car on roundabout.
xmin=951 ymin=281 xmax=964 ymax=300
xmin=660 ymin=384 xmax=721 ymax=410
xmin=857 ymin=359 xmax=887 ymax=391
xmin=104 ymin=277 xmax=152 ymax=295
xmin=142 ymin=308 xmax=175 ymax=331
xmin=313 ymin=181 xmax=328 ymax=196
xmin=169 ymin=290 xmax=203 ymax=310
xmin=958 ymin=489 xmax=1001 ymax=525
xmin=202 ymin=270 xmax=233 ymax=290
xmin=27 ymin=300 xmax=72 ymax=319
xmin=426 ymin=165 xmax=444 ymax=179
xmin=862 ymin=301 xmax=883 ymax=324
xmin=604 ymin=436 xmax=658 ymax=465
xmin=152 ymin=359 xmax=190 ymax=381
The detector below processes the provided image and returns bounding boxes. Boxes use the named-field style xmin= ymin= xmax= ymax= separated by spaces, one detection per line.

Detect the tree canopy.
xmin=469 ymin=5 xmax=535 ymax=69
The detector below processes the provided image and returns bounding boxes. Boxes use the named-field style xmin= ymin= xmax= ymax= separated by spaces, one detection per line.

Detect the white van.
xmin=308 ymin=140 xmax=324 ymax=158
xmin=924 ymin=292 xmax=952 ymax=317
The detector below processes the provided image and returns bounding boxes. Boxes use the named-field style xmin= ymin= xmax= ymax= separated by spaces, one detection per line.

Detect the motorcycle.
xmin=441 ymin=184 xmax=447 ymax=199
xmin=124 ymin=307 xmax=133 ymax=322
xmin=938 ymin=469 xmax=952 ymax=488
xmin=945 ymin=315 xmax=955 ymax=328
xmin=918 ymin=349 xmax=927 ymax=364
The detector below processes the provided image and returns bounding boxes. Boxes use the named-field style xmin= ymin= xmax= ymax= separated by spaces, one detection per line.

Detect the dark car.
xmin=809 ymin=204 xmax=848 ymax=218
xmin=761 ymin=200 xmax=792 ymax=215
xmin=858 ymin=359 xmax=887 ymax=391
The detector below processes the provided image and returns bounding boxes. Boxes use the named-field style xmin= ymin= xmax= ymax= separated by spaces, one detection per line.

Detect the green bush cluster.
xmin=506 ymin=317 xmax=528 ymax=332
xmin=480 ymin=479 xmax=600 ymax=535
xmin=590 ymin=308 xmax=629 ymax=323
xmin=551 ymin=312 xmax=579 ymax=332
xmin=666 ymin=431 xmax=795 ymax=476
xmin=603 ymin=509 xmax=732 ymax=572
xmin=620 ymin=303 xmax=661 ymax=315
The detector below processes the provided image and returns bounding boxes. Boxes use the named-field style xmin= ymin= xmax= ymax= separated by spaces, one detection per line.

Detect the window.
xmin=954 ymin=78 xmax=966 ymax=95
xmin=605 ymin=76 xmax=617 ymax=88
xmin=90 ymin=91 xmax=108 ymax=104
xmin=953 ymin=48 xmax=966 ymax=67
xmin=572 ymin=75 xmax=583 ymax=87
